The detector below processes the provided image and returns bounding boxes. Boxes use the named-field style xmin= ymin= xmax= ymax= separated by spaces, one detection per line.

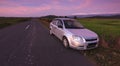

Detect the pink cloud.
xmin=68 ymin=0 xmax=79 ymax=2
xmin=0 ymin=6 xmax=51 ymax=16
xmin=73 ymin=0 xmax=120 ymax=15
xmin=50 ymin=0 xmax=93 ymax=10
xmin=0 ymin=0 xmax=20 ymax=7
xmin=48 ymin=0 xmax=92 ymax=10
xmin=0 ymin=0 xmax=93 ymax=16
xmin=0 ymin=0 xmax=119 ymax=16
xmin=75 ymin=0 xmax=93 ymax=9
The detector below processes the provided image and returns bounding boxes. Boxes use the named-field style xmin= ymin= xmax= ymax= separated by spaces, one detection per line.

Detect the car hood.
xmin=67 ymin=29 xmax=98 ymax=39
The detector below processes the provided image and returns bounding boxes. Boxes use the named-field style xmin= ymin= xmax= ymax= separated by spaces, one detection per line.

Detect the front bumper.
xmin=70 ymin=40 xmax=99 ymax=50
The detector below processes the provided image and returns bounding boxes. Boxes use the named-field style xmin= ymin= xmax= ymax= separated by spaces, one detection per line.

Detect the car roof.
xmin=54 ymin=18 xmax=74 ymax=21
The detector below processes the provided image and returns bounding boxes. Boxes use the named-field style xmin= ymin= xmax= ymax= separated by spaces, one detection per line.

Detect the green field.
xmin=78 ymin=18 xmax=120 ymax=48
xmin=79 ymin=18 xmax=120 ymax=36
xmin=39 ymin=18 xmax=120 ymax=66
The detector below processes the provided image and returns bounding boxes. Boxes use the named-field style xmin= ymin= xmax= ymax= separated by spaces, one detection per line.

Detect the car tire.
xmin=63 ymin=37 xmax=69 ymax=48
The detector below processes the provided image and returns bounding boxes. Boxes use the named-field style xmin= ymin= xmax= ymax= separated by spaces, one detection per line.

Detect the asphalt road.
xmin=0 ymin=19 xmax=96 ymax=66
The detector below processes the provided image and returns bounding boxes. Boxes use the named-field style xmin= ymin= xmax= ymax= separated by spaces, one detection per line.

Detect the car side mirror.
xmin=58 ymin=25 xmax=63 ymax=28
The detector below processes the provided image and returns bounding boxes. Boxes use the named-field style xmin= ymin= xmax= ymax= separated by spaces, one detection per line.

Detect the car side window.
xmin=52 ymin=20 xmax=57 ymax=26
xmin=57 ymin=20 xmax=63 ymax=27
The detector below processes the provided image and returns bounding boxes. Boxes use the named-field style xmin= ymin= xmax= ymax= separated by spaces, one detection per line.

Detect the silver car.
xmin=50 ymin=18 xmax=99 ymax=50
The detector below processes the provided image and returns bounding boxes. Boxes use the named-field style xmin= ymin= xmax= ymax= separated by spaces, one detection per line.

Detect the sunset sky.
xmin=0 ymin=0 xmax=120 ymax=17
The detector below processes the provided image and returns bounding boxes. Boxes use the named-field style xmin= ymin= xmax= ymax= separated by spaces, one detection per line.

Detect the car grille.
xmin=85 ymin=38 xmax=97 ymax=41
xmin=87 ymin=42 xmax=97 ymax=48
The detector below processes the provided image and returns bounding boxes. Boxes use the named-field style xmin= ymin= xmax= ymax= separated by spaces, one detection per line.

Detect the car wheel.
xmin=63 ymin=37 xmax=69 ymax=48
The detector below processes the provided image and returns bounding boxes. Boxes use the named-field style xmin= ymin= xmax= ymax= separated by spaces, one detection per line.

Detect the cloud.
xmin=72 ymin=0 xmax=120 ymax=15
xmin=0 ymin=0 xmax=120 ymax=16
xmin=75 ymin=0 xmax=92 ymax=9
xmin=0 ymin=5 xmax=51 ymax=16
xmin=46 ymin=0 xmax=92 ymax=10
xmin=0 ymin=0 xmax=20 ymax=7
xmin=0 ymin=0 xmax=97 ymax=16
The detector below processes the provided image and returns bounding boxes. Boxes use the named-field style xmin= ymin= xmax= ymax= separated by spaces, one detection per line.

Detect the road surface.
xmin=0 ymin=19 xmax=96 ymax=66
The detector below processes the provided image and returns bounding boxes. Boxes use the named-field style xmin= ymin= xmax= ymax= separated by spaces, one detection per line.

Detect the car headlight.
xmin=72 ymin=35 xmax=85 ymax=43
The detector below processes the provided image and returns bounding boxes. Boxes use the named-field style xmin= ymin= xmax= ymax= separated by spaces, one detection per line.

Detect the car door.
xmin=55 ymin=20 xmax=64 ymax=40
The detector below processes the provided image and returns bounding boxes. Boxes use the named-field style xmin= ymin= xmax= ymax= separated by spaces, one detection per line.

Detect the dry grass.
xmin=0 ymin=17 xmax=30 ymax=28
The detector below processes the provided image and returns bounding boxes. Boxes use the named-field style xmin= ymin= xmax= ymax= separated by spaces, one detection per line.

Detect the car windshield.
xmin=63 ymin=19 xmax=84 ymax=29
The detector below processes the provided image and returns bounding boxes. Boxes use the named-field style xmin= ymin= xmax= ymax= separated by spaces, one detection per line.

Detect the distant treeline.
xmin=40 ymin=14 xmax=120 ymax=19
xmin=40 ymin=15 xmax=69 ymax=22
xmin=88 ymin=15 xmax=120 ymax=19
